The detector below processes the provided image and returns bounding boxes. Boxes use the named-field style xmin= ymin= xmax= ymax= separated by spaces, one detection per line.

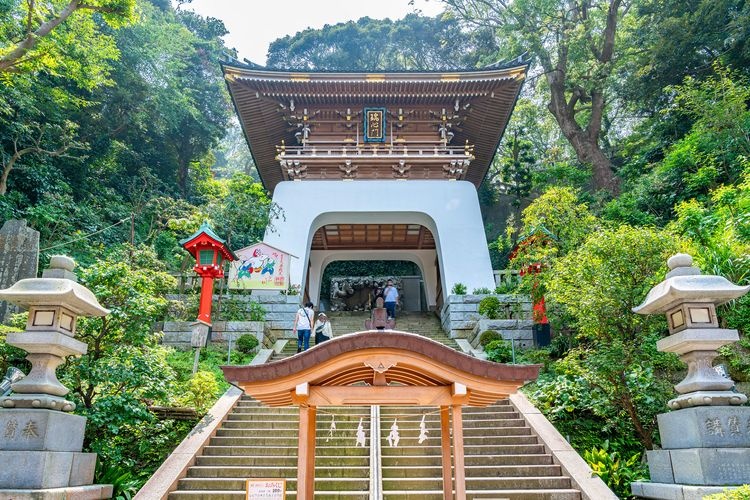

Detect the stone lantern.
xmin=0 ymin=255 xmax=112 ymax=498
xmin=630 ymin=253 xmax=750 ymax=499
xmin=179 ymin=222 xmax=237 ymax=348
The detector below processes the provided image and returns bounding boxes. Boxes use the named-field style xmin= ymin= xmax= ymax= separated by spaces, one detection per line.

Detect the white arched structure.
xmin=263 ymin=180 xmax=495 ymax=303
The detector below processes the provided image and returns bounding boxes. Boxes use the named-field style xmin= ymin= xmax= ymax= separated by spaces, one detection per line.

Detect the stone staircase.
xmin=380 ymin=405 xmax=580 ymax=499
xmin=165 ymin=312 xmax=588 ymax=499
xmin=271 ymin=312 xmax=457 ymax=362
xmin=169 ymin=398 xmax=371 ymax=499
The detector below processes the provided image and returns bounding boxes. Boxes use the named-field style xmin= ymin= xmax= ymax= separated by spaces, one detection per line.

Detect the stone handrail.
xmin=134 ymin=386 xmax=243 ymax=500
xmin=509 ymin=392 xmax=618 ymax=500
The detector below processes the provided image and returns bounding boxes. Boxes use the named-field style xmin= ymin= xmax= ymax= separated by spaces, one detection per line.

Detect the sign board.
xmin=229 ymin=243 xmax=290 ymax=290
xmin=246 ymin=478 xmax=285 ymax=499
xmin=364 ymin=107 xmax=386 ymax=143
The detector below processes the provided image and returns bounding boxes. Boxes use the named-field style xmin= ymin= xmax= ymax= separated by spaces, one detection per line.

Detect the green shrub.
xmin=485 ymin=339 xmax=513 ymax=363
xmin=472 ymin=287 xmax=493 ymax=294
xmin=494 ymin=282 xmax=517 ymax=294
xmin=451 ymin=283 xmax=467 ymax=295
xmin=583 ymin=441 xmax=647 ymax=499
xmin=247 ymin=301 xmax=266 ymax=321
xmin=95 ymin=461 xmax=142 ymax=500
xmin=517 ymin=348 xmax=553 ymax=371
xmin=478 ymin=296 xmax=502 ymax=319
xmin=183 ymin=370 xmax=219 ymax=413
xmin=236 ymin=334 xmax=259 ymax=354
xmin=704 ymin=485 xmax=750 ymax=500
xmin=478 ymin=329 xmax=503 ymax=347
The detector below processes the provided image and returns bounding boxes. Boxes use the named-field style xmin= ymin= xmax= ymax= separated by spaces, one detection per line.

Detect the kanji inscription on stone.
xmin=21 ymin=420 xmax=38 ymax=439
xmin=4 ymin=418 xmax=17 ymax=439
xmin=705 ymin=417 xmax=725 ymax=437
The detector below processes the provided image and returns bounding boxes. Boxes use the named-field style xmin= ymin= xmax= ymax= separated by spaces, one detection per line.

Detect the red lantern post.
xmin=180 ymin=222 xmax=237 ymax=371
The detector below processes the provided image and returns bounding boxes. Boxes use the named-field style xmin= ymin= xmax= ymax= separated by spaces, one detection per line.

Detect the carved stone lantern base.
xmin=633 ymin=406 xmax=750 ymax=498
xmin=0 ymin=409 xmax=110 ymax=498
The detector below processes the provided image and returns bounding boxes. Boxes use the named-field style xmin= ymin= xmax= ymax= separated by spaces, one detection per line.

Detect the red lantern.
xmin=180 ymin=222 xmax=237 ymax=325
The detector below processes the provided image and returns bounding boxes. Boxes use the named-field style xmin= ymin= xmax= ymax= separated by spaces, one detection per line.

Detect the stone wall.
xmin=163 ymin=292 xmax=301 ymax=346
xmin=440 ymin=294 xmax=533 ymax=342
xmin=160 ymin=321 xmax=264 ymax=347
xmin=0 ymin=220 xmax=39 ymax=323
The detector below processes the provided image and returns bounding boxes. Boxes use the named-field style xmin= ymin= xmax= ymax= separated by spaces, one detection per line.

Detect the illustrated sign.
xmin=229 ymin=243 xmax=290 ymax=290
xmin=364 ymin=107 xmax=386 ymax=143
xmin=246 ymin=478 xmax=285 ymax=499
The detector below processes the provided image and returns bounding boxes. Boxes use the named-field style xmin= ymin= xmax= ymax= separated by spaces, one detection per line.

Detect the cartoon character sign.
xmin=229 ymin=243 xmax=290 ymax=290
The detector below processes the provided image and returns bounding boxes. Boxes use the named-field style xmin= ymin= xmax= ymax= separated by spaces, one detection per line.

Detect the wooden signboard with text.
xmin=364 ymin=107 xmax=386 ymax=143
xmin=246 ymin=478 xmax=285 ymax=499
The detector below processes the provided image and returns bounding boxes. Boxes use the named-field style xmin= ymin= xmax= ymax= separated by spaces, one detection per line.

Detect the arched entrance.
xmin=306 ymin=223 xmax=439 ymax=310
xmin=222 ymin=332 xmax=540 ymax=499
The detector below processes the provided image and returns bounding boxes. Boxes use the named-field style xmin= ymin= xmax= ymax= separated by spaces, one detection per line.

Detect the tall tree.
xmin=0 ymin=0 xmax=136 ymax=76
xmin=266 ymin=14 xmax=498 ymax=71
xmin=444 ymin=0 xmax=635 ymax=193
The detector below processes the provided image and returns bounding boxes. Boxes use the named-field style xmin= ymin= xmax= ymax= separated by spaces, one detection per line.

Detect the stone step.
xmin=381 ymin=464 xmax=562 ymax=478
xmin=169 ymin=492 xmax=369 ymax=500
xmin=195 ymin=456 xmax=368 ymax=467
xmin=209 ymin=436 xmax=376 ymax=447
xmin=187 ymin=466 xmax=370 ymax=479
xmin=380 ymin=444 xmax=546 ymax=456
xmin=202 ymin=446 xmax=370 ymax=457
xmin=177 ymin=477 xmax=369 ymax=491
xmin=382 ymin=489 xmax=581 ymax=500
xmin=381 ymin=476 xmax=572 ymax=490
xmin=381 ymin=454 xmax=554 ymax=467
xmin=376 ymin=435 xmax=538 ymax=446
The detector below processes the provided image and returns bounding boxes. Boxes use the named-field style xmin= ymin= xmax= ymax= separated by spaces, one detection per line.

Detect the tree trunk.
xmin=546 ymin=82 xmax=620 ymax=194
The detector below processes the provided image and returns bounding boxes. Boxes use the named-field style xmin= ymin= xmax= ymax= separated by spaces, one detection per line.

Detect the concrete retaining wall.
xmin=440 ymin=294 xmax=533 ymax=341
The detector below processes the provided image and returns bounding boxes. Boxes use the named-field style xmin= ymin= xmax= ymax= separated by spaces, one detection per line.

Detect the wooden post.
xmin=440 ymin=405 xmax=453 ymax=499
xmin=451 ymin=405 xmax=466 ymax=500
xmin=297 ymin=405 xmax=317 ymax=499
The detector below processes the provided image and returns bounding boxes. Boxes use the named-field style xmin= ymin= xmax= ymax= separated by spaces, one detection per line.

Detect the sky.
xmin=183 ymin=0 xmax=445 ymax=64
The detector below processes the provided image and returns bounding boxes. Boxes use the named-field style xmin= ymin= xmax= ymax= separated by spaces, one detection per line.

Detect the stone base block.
xmin=0 ymin=451 xmax=95 ymax=489
xmin=0 ymin=410 xmax=85 ymax=451
xmin=0 ymin=484 xmax=113 ymax=500
xmin=658 ymin=406 xmax=750 ymax=449
xmin=647 ymin=448 xmax=750 ymax=485
xmin=631 ymin=481 xmax=734 ymax=500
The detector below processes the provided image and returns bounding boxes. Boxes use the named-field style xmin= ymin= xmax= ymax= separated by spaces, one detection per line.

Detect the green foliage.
xmin=57 ymin=246 xmax=181 ymax=470
xmin=517 ymin=348 xmax=553 ymax=372
xmin=94 ymin=461 xmax=142 ymax=500
xmin=583 ymin=441 xmax=647 ymax=499
xmin=704 ymin=485 xmax=750 ymax=500
xmin=478 ymin=329 xmax=503 ymax=347
xmin=472 ymin=287 xmax=493 ymax=294
xmin=236 ymin=334 xmax=259 ymax=354
xmin=0 ymin=324 xmax=27 ymax=375
xmin=545 ymin=225 xmax=682 ymax=448
xmin=485 ymin=339 xmax=513 ymax=363
xmin=451 ymin=283 xmax=467 ymax=295
xmin=266 ymin=14 xmax=497 ymax=71
xmin=478 ymin=296 xmax=502 ymax=319
xmin=182 ymin=371 xmax=219 ymax=413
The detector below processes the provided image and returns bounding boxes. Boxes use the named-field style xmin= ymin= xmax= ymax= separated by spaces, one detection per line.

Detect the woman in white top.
xmin=293 ymin=301 xmax=315 ymax=352
xmin=314 ymin=313 xmax=333 ymax=345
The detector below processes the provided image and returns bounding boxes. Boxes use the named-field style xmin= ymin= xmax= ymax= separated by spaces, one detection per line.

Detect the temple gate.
xmin=222 ymin=63 xmax=527 ymax=308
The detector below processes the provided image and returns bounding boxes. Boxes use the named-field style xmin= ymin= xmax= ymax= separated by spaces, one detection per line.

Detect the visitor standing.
xmin=293 ymin=301 xmax=315 ymax=352
xmin=314 ymin=313 xmax=333 ymax=344
xmin=383 ymin=279 xmax=399 ymax=319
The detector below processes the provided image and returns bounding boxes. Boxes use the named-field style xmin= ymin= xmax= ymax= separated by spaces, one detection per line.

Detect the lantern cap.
xmin=0 ymin=256 xmax=109 ymax=316
xmin=633 ymin=253 xmax=749 ymax=315
xmin=179 ymin=221 xmax=238 ymax=261
xmin=179 ymin=221 xmax=227 ymax=247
